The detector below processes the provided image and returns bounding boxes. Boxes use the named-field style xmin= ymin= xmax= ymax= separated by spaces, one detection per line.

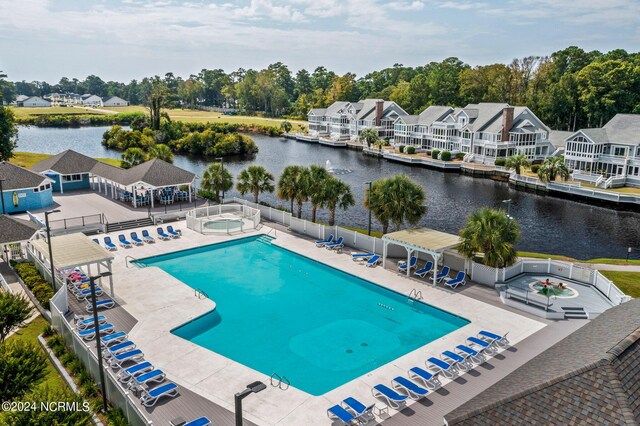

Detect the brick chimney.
xmin=375 ymin=100 xmax=384 ymax=127
xmin=501 ymin=106 xmax=514 ymax=142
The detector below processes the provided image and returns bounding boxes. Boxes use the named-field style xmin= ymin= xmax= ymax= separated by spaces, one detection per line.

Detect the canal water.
xmin=16 ymin=126 xmax=640 ymax=259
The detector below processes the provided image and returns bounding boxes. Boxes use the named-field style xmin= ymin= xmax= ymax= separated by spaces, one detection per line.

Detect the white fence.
xmin=0 ymin=272 xmax=12 ymax=293
xmin=49 ymin=287 xmax=153 ymax=426
xmin=186 ymin=204 xmax=260 ymax=234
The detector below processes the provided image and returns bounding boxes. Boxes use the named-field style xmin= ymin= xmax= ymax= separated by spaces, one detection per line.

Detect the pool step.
xmin=256 ymin=235 xmax=274 ymax=245
xmin=561 ymin=307 xmax=588 ymax=320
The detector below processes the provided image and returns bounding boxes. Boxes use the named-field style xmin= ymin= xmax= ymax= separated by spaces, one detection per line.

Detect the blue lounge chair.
xmin=74 ymin=287 xmax=104 ymax=301
xmin=118 ymin=234 xmax=133 ymax=248
xmin=103 ymin=341 xmax=136 ymax=359
xmin=426 ymin=357 xmax=458 ymax=379
xmin=130 ymin=232 xmax=144 ymax=246
xmin=116 ymin=361 xmax=154 ymax=383
xmin=351 ymin=252 xmax=374 ymax=261
xmin=398 ymin=256 xmax=417 ymax=272
xmin=365 ymin=254 xmax=381 ymax=267
xmin=167 ymin=225 xmax=181 ymax=238
xmin=414 ymin=261 xmax=433 ymax=278
xmin=392 ymin=376 xmax=429 ymax=400
xmin=408 ymin=366 xmax=442 ymax=390
xmin=103 ymin=236 xmax=117 ymax=251
xmin=455 ymin=344 xmax=484 ymax=364
xmin=77 ymin=323 xmax=114 ymax=341
xmin=372 ymin=384 xmax=408 ymax=410
xmin=102 ymin=331 xmax=127 ymax=346
xmin=341 ymin=397 xmax=375 ymax=423
xmin=86 ymin=298 xmax=115 ymax=313
xmin=184 ymin=417 xmax=211 ymax=426
xmin=325 ymin=236 xmax=344 ymax=251
xmin=478 ymin=330 xmax=510 ymax=348
xmin=444 ymin=271 xmax=466 ymax=289
xmin=442 ymin=350 xmax=472 ymax=371
xmin=141 ymin=230 xmax=155 ymax=243
xmin=75 ymin=315 xmax=106 ymax=330
xmin=315 ymin=234 xmax=334 ymax=247
xmin=466 ymin=336 xmax=496 ymax=355
xmin=327 ymin=404 xmax=355 ymax=424
xmin=128 ymin=369 xmax=166 ymax=393
xmin=92 ymin=238 xmax=99 ymax=245
xmin=108 ymin=349 xmax=144 ymax=368
xmin=157 ymin=227 xmax=171 ymax=240
xmin=140 ymin=382 xmax=179 ymax=407
xmin=435 ymin=266 xmax=451 ymax=283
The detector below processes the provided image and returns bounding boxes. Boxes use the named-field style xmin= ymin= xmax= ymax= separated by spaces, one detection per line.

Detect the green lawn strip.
xmin=517 ymin=251 xmax=577 ymax=262
xmin=518 ymin=251 xmax=640 ymax=265
xmin=584 ymin=258 xmax=640 ymax=266
xmin=11 ymin=152 xmax=121 ymax=168
xmin=599 ymin=271 xmax=640 ymax=298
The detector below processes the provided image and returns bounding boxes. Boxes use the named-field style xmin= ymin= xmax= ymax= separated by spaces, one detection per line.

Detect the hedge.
xmin=406 ymin=146 xmax=416 ymax=154
xmin=14 ymin=262 xmax=54 ymax=309
xmin=531 ymin=164 xmax=540 ymax=173
xmin=441 ymin=151 xmax=452 ymax=161
xmin=398 ymin=145 xmax=405 ymax=153
xmin=431 ymin=149 xmax=440 ymax=159
xmin=495 ymin=158 xmax=507 ymax=166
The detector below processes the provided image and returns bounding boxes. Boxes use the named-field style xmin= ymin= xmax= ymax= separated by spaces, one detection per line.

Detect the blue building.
xmin=30 ymin=150 xmax=97 ymax=193
xmin=0 ymin=162 xmax=54 ymax=214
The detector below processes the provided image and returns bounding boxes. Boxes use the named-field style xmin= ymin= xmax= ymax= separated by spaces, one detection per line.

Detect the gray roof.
xmin=16 ymin=95 xmax=29 ymax=102
xmin=119 ymin=158 xmax=195 ymax=187
xmin=309 ymin=108 xmax=327 ymax=116
xmin=580 ymin=128 xmax=609 ymax=144
xmin=0 ymin=215 xmax=41 ymax=244
xmin=463 ymin=103 xmax=509 ymax=132
xmin=31 ymin=150 xmax=98 ymax=174
xmin=603 ymin=114 xmax=640 ymax=146
xmin=397 ymin=115 xmax=419 ymax=125
xmin=355 ymin=99 xmax=408 ymax=121
xmin=548 ymin=130 xmax=574 ymax=149
xmin=445 ymin=299 xmax=640 ymax=425
xmin=417 ymin=106 xmax=454 ymax=126
xmin=325 ymin=101 xmax=351 ymax=116
xmin=0 ymin=162 xmax=49 ymax=191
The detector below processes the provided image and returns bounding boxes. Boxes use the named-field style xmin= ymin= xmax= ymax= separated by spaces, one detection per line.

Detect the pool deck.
xmin=75 ymin=222 xmax=549 ymax=426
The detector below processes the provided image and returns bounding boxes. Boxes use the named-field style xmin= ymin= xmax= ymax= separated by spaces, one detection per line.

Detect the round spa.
xmin=203 ymin=218 xmax=244 ymax=231
xmin=529 ymin=281 xmax=579 ymax=298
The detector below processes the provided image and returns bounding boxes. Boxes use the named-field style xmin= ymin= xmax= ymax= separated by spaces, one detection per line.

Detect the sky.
xmin=1 ymin=0 xmax=639 ymax=83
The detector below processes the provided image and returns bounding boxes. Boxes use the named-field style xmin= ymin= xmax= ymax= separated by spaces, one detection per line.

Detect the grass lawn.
xmin=10 ymin=152 xmax=121 ymax=168
xmin=599 ymin=271 xmax=640 ymax=298
xmin=517 ymin=251 xmax=576 ymax=262
xmin=5 ymin=315 xmax=68 ymax=393
xmin=517 ymin=251 xmax=640 ymax=265
xmin=579 ymin=183 xmax=640 ymax=196
xmin=10 ymin=106 xmax=108 ymax=117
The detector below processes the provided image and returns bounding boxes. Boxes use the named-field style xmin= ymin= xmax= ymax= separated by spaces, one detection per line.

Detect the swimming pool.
xmin=138 ymin=236 xmax=469 ymax=395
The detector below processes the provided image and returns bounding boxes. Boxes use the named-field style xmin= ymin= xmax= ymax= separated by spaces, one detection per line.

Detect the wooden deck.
xmin=65 ymin=285 xmax=254 ymax=426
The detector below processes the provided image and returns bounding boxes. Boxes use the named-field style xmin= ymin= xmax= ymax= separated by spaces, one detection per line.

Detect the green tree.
xmin=306 ymin=165 xmax=331 ymax=222
xmin=505 ymin=154 xmax=531 ymax=175
xmin=364 ymin=179 xmax=392 ymax=234
xmin=6 ymin=386 xmax=92 ymax=425
xmin=538 ymin=156 xmax=570 ymax=182
xmin=201 ymin=162 xmax=233 ymax=202
xmin=236 ymin=165 xmax=275 ymax=204
xmin=323 ymin=176 xmax=355 ymax=226
xmin=280 ymin=120 xmax=292 ymax=134
xmin=458 ymin=208 xmax=521 ymax=268
xmin=120 ymin=147 xmax=147 ymax=169
xmin=0 ymin=105 xmax=17 ymax=161
xmin=147 ymin=143 xmax=174 ymax=163
xmin=277 ymin=165 xmax=306 ymax=216
xmin=364 ymin=175 xmax=426 ymax=233
xmin=147 ymin=76 xmax=167 ymax=131
xmin=0 ymin=293 xmax=33 ymax=343
xmin=0 ymin=341 xmax=48 ymax=401
xmin=359 ymin=127 xmax=380 ymax=148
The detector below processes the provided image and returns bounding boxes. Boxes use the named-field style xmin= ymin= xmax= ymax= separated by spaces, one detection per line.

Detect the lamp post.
xmin=628 ymin=247 xmax=632 ymax=262
xmin=364 ymin=181 xmax=373 ymax=236
xmin=234 ymin=381 xmax=266 ymax=426
xmin=44 ymin=209 xmax=60 ymax=290
xmin=215 ymin=157 xmax=225 ymax=203
xmin=193 ymin=177 xmax=199 ymax=209
xmin=0 ymin=177 xmax=6 ymax=215
xmin=89 ymin=272 xmax=112 ymax=414
xmin=502 ymin=199 xmax=512 ymax=220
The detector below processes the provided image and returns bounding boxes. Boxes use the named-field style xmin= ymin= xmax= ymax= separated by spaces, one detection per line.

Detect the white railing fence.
xmin=186 ymin=204 xmax=261 ymax=234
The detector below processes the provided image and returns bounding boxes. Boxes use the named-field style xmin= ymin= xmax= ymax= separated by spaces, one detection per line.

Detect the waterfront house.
xmin=81 ymin=94 xmax=102 ymax=107
xmin=564 ymin=114 xmax=640 ymax=188
xmin=394 ymin=103 xmax=553 ymax=164
xmin=0 ymin=162 xmax=54 ymax=214
xmin=102 ymin=96 xmax=129 ymax=107
xmin=17 ymin=96 xmax=51 ymax=108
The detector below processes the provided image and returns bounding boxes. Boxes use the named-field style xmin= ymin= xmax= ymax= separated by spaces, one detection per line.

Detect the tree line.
xmin=2 ymin=45 xmax=640 ymax=129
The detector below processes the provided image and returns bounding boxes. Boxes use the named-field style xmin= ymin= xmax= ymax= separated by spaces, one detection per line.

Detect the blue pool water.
xmin=138 ymin=236 xmax=469 ymax=395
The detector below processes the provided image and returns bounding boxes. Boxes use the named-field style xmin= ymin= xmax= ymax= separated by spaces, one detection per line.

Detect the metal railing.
xmin=48 ymin=213 xmax=105 ymax=230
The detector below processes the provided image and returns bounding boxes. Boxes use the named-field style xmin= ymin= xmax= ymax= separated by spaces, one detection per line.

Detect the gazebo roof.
xmin=30 ymin=233 xmax=113 ymax=269
xmin=382 ymin=228 xmax=461 ymax=254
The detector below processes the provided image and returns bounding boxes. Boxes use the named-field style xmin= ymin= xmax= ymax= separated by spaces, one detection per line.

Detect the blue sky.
xmin=1 ymin=0 xmax=638 ymax=82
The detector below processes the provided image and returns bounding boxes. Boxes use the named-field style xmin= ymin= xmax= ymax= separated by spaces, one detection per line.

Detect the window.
xmin=613 ymin=147 xmax=627 ymax=157
xmin=33 ymin=183 xmax=51 ymax=193
xmin=62 ymin=174 xmax=83 ymax=182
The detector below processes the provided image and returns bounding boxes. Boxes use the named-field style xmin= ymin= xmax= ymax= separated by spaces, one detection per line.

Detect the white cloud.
xmin=438 ymin=1 xmax=486 ymax=10
xmin=387 ymin=1 xmax=425 ymax=11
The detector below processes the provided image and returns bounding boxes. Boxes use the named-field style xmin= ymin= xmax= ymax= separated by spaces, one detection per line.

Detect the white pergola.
xmin=382 ymin=228 xmax=462 ymax=285
xmin=30 ymin=234 xmax=115 ymax=295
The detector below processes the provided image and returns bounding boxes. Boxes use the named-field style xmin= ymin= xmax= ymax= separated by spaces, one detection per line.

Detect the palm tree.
xmin=364 ymin=175 xmax=426 ymax=233
xmin=236 ymin=165 xmax=275 ymax=204
xmin=505 ymin=154 xmax=531 ymax=175
xmin=458 ymin=208 xmax=521 ymax=268
xmin=306 ymin=165 xmax=331 ymax=222
xmin=538 ymin=156 xmax=570 ymax=182
xmin=280 ymin=120 xmax=292 ymax=133
xmin=277 ymin=165 xmax=305 ymax=216
xmin=364 ymin=179 xmax=393 ymax=234
xmin=147 ymin=144 xmax=174 ymax=163
xmin=201 ymin=162 xmax=233 ymax=202
xmin=359 ymin=127 xmax=380 ymax=148
xmin=121 ymin=147 xmax=147 ymax=169
xmin=323 ymin=176 xmax=355 ymax=226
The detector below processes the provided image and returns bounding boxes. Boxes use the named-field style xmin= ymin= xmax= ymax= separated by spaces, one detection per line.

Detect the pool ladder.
xmin=194 ymin=288 xmax=209 ymax=299
xmin=408 ymin=289 xmax=423 ymax=302
xmin=270 ymin=372 xmax=290 ymax=390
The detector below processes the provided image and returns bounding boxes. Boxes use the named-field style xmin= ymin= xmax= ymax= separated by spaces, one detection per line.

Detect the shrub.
xmin=78 ymin=370 xmax=93 ymax=387
xmin=425 ymin=150 xmax=432 ymax=156
xmin=531 ymin=164 xmax=540 ymax=173
xmin=398 ymin=145 xmax=405 ymax=153
xmin=0 ymin=341 xmax=48 ymax=401
xmin=107 ymin=408 xmax=129 ymax=426
xmin=68 ymin=359 xmax=84 ymax=377
xmin=82 ymin=381 xmax=99 ymax=398
xmin=495 ymin=158 xmax=507 ymax=166
xmin=441 ymin=151 xmax=452 ymax=161
xmin=431 ymin=149 xmax=441 ymax=159
xmin=42 ymin=324 xmax=55 ymax=337
xmin=406 ymin=146 xmax=416 ymax=154
xmin=456 ymin=153 xmax=465 ymax=160
xmin=59 ymin=352 xmax=75 ymax=366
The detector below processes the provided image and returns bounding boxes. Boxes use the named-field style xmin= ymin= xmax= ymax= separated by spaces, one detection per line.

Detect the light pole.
xmin=215 ymin=157 xmax=225 ymax=202
xmin=44 ymin=209 xmax=60 ymax=290
xmin=89 ymin=272 xmax=112 ymax=414
xmin=627 ymin=247 xmax=632 ymax=262
xmin=0 ymin=177 xmax=6 ymax=215
xmin=502 ymin=199 xmax=512 ymax=220
xmin=365 ymin=181 xmax=373 ymax=236
xmin=193 ymin=177 xmax=199 ymax=209
xmin=235 ymin=381 xmax=266 ymax=426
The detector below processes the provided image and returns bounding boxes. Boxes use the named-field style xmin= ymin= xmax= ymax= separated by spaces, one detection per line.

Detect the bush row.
xmin=16 ymin=112 xmax=145 ymax=127
xmin=13 ymin=262 xmax=54 ymax=309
